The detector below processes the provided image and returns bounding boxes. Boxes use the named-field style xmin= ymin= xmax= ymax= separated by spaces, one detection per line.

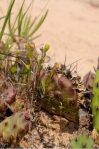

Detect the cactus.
xmin=0 ymin=111 xmax=31 ymax=144
xmin=70 ymin=135 xmax=94 ymax=148
xmin=40 ymin=68 xmax=79 ymax=123
xmin=92 ymin=58 xmax=99 ymax=132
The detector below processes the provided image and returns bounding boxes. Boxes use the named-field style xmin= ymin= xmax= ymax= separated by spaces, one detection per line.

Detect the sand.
xmin=0 ymin=0 xmax=99 ymax=77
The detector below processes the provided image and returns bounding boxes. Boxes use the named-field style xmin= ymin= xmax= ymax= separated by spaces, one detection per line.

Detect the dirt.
xmin=20 ymin=110 xmax=77 ymax=148
xmin=20 ymin=107 xmax=93 ymax=148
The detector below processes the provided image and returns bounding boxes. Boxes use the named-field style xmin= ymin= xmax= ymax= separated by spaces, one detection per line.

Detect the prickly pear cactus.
xmin=70 ymin=135 xmax=94 ymax=148
xmin=0 ymin=111 xmax=31 ymax=144
xmin=41 ymin=69 xmax=79 ymax=124
xmin=92 ymin=61 xmax=99 ymax=132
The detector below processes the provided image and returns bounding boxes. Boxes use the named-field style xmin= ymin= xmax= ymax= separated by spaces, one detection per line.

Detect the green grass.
xmin=0 ymin=0 xmax=15 ymax=41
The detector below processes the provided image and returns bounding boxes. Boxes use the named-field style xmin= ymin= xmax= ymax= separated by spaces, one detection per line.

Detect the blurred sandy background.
xmin=0 ymin=0 xmax=99 ymax=77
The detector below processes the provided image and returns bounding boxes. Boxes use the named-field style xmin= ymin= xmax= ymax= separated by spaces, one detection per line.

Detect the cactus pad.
xmin=0 ymin=111 xmax=31 ymax=144
xmin=92 ymin=69 xmax=99 ymax=131
xmin=70 ymin=135 xmax=94 ymax=148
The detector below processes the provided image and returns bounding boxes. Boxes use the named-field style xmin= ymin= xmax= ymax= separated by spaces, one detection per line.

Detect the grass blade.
xmin=23 ymin=0 xmax=34 ymax=18
xmin=0 ymin=0 xmax=15 ymax=41
xmin=28 ymin=10 xmax=48 ymax=38
xmin=11 ymin=0 xmax=25 ymax=32
xmin=18 ymin=0 xmax=25 ymax=36
xmin=21 ymin=16 xmax=31 ymax=37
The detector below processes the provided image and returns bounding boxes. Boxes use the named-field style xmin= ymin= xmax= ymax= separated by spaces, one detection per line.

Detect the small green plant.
xmin=70 ymin=135 xmax=94 ymax=149
xmin=0 ymin=0 xmax=48 ymax=73
xmin=8 ymin=0 xmax=48 ymax=41
xmin=9 ymin=42 xmax=50 ymax=84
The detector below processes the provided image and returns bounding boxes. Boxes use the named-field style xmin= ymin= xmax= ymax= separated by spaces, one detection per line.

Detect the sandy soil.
xmin=0 ymin=0 xmax=99 ymax=77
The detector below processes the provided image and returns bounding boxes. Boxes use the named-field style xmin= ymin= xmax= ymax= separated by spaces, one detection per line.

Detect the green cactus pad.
xmin=0 ymin=112 xmax=30 ymax=143
xmin=92 ymin=69 xmax=99 ymax=131
xmin=70 ymin=135 xmax=94 ymax=148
